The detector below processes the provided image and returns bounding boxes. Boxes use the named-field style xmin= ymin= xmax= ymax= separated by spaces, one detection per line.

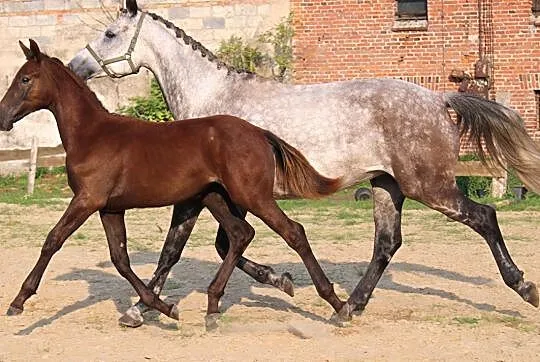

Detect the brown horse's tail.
xmin=263 ymin=131 xmax=342 ymax=198
xmin=445 ymin=92 xmax=540 ymax=193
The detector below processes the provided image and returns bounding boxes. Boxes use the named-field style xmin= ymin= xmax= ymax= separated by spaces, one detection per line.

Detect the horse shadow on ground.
xmin=15 ymin=251 xmax=523 ymax=335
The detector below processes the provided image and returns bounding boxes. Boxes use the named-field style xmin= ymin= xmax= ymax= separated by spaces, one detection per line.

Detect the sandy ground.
xmin=0 ymin=202 xmax=539 ymax=361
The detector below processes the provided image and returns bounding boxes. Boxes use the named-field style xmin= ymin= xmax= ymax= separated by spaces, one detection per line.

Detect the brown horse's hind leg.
xmin=418 ymin=184 xmax=538 ymax=308
xmin=213 ymin=212 xmax=294 ymax=297
xmin=7 ymin=195 xmax=98 ymax=315
xmin=119 ymin=202 xmax=202 ymax=327
xmin=100 ymin=211 xmax=180 ymax=321
xmin=336 ymin=174 xmax=405 ymax=321
xmin=250 ymin=200 xmax=345 ymax=313
xmin=205 ymin=215 xmax=255 ymax=329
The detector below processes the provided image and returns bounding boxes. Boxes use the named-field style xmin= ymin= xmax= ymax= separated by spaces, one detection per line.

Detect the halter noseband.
xmin=85 ymin=12 xmax=146 ymax=78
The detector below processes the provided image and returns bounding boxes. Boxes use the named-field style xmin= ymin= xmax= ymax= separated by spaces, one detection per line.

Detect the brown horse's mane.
xmin=43 ymin=54 xmax=107 ymax=112
xmin=146 ymin=11 xmax=258 ymax=79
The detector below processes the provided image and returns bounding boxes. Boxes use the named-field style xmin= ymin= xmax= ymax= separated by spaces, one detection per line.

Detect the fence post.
xmin=491 ymin=172 xmax=507 ymax=198
xmin=27 ymin=136 xmax=38 ymax=195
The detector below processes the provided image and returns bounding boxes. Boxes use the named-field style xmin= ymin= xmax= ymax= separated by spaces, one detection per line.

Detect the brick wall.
xmin=0 ymin=0 xmax=288 ymax=149
xmin=291 ymin=0 xmax=540 ymax=141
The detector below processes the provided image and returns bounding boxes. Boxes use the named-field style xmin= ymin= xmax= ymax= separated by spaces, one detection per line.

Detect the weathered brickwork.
xmin=0 ymin=0 xmax=288 ymax=148
xmin=291 ymin=0 xmax=540 ymax=140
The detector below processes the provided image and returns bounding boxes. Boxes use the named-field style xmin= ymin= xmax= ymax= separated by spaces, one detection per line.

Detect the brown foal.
xmin=0 ymin=40 xmax=345 ymax=322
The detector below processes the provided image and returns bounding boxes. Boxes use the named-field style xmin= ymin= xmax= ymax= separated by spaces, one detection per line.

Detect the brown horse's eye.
xmin=105 ymin=30 xmax=116 ymax=39
xmin=21 ymin=76 xmax=30 ymax=84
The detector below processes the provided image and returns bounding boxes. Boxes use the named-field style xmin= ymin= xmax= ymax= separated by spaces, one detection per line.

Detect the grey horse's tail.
xmin=263 ymin=130 xmax=343 ymax=198
xmin=445 ymin=92 xmax=540 ymax=193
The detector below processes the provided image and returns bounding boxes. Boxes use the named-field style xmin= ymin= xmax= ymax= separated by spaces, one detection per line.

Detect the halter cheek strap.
xmin=85 ymin=12 xmax=146 ymax=78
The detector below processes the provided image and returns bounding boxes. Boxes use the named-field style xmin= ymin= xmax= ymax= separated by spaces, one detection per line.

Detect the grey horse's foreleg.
xmin=119 ymin=202 xmax=201 ymax=327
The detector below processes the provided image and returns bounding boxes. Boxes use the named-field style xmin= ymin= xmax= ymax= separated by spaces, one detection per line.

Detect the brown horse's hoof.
xmin=280 ymin=272 xmax=294 ymax=297
xmin=6 ymin=305 xmax=23 ymax=316
xmin=118 ymin=306 xmax=144 ymax=328
xmin=519 ymin=281 xmax=539 ymax=308
xmin=204 ymin=313 xmax=221 ymax=332
xmin=169 ymin=305 xmax=180 ymax=321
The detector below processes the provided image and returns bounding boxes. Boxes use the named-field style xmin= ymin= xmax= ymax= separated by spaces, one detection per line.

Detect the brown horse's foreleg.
xmin=100 ymin=211 xmax=180 ymax=321
xmin=420 ymin=185 xmax=538 ymax=308
xmin=251 ymin=201 xmax=344 ymax=313
xmin=119 ymin=202 xmax=202 ymax=327
xmin=7 ymin=195 xmax=97 ymax=315
xmin=336 ymin=174 xmax=404 ymax=321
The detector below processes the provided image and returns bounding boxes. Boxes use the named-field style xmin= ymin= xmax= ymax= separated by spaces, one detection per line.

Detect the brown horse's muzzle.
xmin=0 ymin=103 xmax=21 ymax=131
xmin=0 ymin=106 xmax=13 ymax=131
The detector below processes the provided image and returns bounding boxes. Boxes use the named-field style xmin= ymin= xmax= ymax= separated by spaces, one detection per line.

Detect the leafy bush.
xmin=119 ymin=79 xmax=173 ymax=122
xmin=217 ymin=14 xmax=294 ymax=81
xmin=456 ymin=154 xmax=492 ymax=198
xmin=216 ymin=36 xmax=265 ymax=73
xmin=257 ymin=13 xmax=294 ymax=81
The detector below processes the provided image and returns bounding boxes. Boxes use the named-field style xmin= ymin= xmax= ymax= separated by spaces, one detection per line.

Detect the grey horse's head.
xmin=68 ymin=0 xmax=146 ymax=80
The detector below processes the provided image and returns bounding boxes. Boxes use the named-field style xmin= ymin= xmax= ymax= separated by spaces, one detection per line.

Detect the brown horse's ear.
xmin=125 ymin=0 xmax=138 ymax=16
xmin=29 ymin=39 xmax=41 ymax=61
xmin=19 ymin=40 xmax=33 ymax=60
xmin=19 ymin=39 xmax=41 ymax=61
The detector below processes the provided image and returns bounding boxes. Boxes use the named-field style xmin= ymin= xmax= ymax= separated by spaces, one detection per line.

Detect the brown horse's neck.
xmin=46 ymin=61 xmax=108 ymax=153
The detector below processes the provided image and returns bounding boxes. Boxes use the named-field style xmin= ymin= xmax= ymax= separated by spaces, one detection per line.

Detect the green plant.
xmin=217 ymin=14 xmax=294 ymax=81
xmin=258 ymin=14 xmax=294 ymax=81
xmin=456 ymin=154 xmax=492 ymax=198
xmin=119 ymin=79 xmax=173 ymax=122
xmin=216 ymin=35 xmax=265 ymax=73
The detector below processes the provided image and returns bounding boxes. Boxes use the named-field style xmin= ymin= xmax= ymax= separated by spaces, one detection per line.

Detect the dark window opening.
xmin=396 ymin=0 xmax=428 ymax=20
xmin=534 ymin=0 xmax=540 ymax=16
xmin=536 ymin=90 xmax=540 ymax=129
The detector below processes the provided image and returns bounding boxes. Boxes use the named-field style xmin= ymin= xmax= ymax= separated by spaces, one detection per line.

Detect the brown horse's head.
xmin=0 ymin=39 xmax=52 ymax=131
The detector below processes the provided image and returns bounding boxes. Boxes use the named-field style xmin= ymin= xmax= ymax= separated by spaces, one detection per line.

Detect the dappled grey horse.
xmin=69 ymin=0 xmax=540 ymax=326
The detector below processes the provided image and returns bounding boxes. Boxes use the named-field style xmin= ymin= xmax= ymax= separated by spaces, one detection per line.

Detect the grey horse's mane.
xmin=146 ymin=11 xmax=258 ymax=79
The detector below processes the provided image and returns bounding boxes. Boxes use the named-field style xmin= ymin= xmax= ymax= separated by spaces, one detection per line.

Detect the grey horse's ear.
xmin=125 ymin=0 xmax=138 ymax=17
xmin=19 ymin=39 xmax=41 ymax=61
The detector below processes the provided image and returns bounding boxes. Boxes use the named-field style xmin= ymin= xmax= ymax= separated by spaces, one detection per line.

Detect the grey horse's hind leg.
xmin=335 ymin=174 xmax=404 ymax=321
xmin=420 ymin=183 xmax=538 ymax=308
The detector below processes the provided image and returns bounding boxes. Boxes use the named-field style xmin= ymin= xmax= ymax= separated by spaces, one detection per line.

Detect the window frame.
xmin=535 ymin=90 xmax=540 ymax=129
xmin=395 ymin=0 xmax=428 ymax=21
xmin=533 ymin=0 xmax=540 ymax=15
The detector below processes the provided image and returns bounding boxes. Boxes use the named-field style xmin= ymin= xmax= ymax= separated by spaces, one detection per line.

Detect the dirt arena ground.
xmin=0 ymin=202 xmax=539 ymax=361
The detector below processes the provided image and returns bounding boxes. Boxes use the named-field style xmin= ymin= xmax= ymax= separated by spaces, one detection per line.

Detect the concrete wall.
xmin=0 ymin=0 xmax=289 ymax=149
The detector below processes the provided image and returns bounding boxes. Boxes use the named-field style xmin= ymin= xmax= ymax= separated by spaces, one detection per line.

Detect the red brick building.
xmin=291 ymin=0 xmax=540 ymax=138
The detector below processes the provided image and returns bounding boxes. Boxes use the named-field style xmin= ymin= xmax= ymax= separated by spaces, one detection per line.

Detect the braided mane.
xmin=146 ymin=11 xmax=258 ymax=78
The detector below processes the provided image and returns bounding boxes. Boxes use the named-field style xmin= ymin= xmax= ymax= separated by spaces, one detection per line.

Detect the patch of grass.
xmin=73 ymin=232 xmax=88 ymax=240
xmin=452 ymin=316 xmax=481 ymax=326
xmin=0 ymin=166 xmax=72 ymax=205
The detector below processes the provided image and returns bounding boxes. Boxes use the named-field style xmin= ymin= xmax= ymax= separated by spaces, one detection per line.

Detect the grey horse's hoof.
xmin=329 ymin=304 xmax=353 ymax=327
xmin=118 ymin=306 xmax=144 ymax=328
xmin=204 ymin=313 xmax=221 ymax=332
xmin=6 ymin=305 xmax=23 ymax=316
xmin=280 ymin=272 xmax=294 ymax=297
xmin=519 ymin=281 xmax=539 ymax=308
